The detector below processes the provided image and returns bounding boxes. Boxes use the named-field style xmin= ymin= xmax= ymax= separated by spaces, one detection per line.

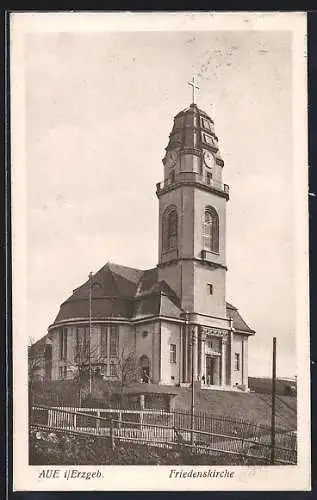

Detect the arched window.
xmin=163 ymin=207 xmax=178 ymax=250
xmin=203 ymin=207 xmax=219 ymax=253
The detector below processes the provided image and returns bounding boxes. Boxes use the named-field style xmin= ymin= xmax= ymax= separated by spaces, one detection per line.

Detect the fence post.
xmin=48 ymin=409 xmax=52 ymax=427
xmin=172 ymin=412 xmax=176 ymax=443
xmin=140 ymin=410 xmax=144 ymax=433
xmin=140 ymin=394 xmax=144 ymax=433
xmin=110 ymin=419 xmax=115 ymax=450
xmin=118 ymin=410 xmax=122 ymax=430
xmin=96 ymin=410 xmax=100 ymax=433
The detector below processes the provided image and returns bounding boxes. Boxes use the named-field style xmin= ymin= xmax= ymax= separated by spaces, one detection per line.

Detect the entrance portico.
xmin=200 ymin=327 xmax=230 ymax=387
xmin=182 ymin=325 xmax=231 ymax=388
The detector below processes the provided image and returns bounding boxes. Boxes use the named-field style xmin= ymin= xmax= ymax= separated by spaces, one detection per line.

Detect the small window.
xmin=170 ymin=344 xmax=177 ymax=364
xmin=204 ymin=134 xmax=215 ymax=146
xmin=109 ymin=326 xmax=119 ymax=357
xmin=202 ymin=118 xmax=211 ymax=130
xmin=76 ymin=327 xmax=89 ymax=360
xmin=234 ymin=353 xmax=240 ymax=371
xmin=100 ymin=326 xmax=108 ymax=358
xmin=59 ymin=327 xmax=68 ymax=360
xmin=208 ymin=284 xmax=213 ymax=295
xmin=170 ymin=171 xmax=175 ymax=183
xmin=142 ymin=330 xmax=148 ymax=338
xmin=206 ymin=172 xmax=212 ymax=185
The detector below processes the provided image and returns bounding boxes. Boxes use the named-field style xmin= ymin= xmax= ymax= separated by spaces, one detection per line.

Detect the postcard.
xmin=10 ymin=11 xmax=310 ymax=491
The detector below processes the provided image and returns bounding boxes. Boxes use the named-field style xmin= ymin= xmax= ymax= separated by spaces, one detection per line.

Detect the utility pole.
xmin=270 ymin=336 xmax=277 ymax=465
xmin=88 ymin=271 xmax=93 ymax=394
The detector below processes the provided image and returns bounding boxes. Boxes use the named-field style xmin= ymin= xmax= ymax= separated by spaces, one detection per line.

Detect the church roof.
xmin=53 ymin=262 xmax=183 ymax=324
xmin=52 ymin=262 xmax=254 ymax=334
xmin=71 ymin=262 xmax=143 ymax=300
xmin=226 ymin=302 xmax=255 ymax=334
xmin=175 ymin=103 xmax=214 ymax=122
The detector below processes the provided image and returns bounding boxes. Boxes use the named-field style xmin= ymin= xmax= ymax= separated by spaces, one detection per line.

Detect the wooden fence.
xmin=30 ymin=405 xmax=297 ymax=465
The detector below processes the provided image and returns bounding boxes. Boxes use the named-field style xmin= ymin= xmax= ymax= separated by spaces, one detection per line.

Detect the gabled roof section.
xmin=134 ymin=272 xmax=182 ymax=319
xmin=66 ymin=262 xmax=144 ymax=302
xmin=226 ymin=302 xmax=255 ymax=335
xmin=159 ymin=294 xmax=182 ymax=318
xmin=134 ymin=287 xmax=182 ymax=319
xmin=134 ymin=295 xmax=161 ymax=318
xmin=136 ymin=268 xmax=180 ymax=306
xmin=158 ymin=281 xmax=181 ymax=309
xmin=135 ymin=267 xmax=159 ymax=296
xmin=108 ymin=262 xmax=144 ymax=293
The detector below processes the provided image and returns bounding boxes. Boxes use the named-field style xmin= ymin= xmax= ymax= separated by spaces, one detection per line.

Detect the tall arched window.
xmin=163 ymin=206 xmax=178 ymax=250
xmin=203 ymin=206 xmax=219 ymax=253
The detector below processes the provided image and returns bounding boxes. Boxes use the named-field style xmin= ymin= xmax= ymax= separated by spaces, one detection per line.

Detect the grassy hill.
xmin=173 ymin=387 xmax=297 ymax=430
xmin=248 ymin=376 xmax=297 ymax=396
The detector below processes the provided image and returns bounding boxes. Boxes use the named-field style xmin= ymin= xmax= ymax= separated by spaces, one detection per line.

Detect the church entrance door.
xmin=206 ymin=355 xmax=215 ymax=385
xmin=139 ymin=355 xmax=150 ymax=383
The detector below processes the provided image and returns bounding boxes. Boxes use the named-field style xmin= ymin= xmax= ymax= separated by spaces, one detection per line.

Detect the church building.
xmin=37 ymin=93 xmax=255 ymax=391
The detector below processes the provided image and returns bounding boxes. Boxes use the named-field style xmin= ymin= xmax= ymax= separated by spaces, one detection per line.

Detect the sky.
xmin=23 ymin=26 xmax=297 ymax=378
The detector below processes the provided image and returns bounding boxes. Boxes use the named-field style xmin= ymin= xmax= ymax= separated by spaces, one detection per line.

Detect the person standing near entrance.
xmin=142 ymin=368 xmax=150 ymax=383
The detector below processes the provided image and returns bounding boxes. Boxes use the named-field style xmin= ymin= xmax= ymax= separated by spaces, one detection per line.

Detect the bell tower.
xmin=156 ymin=84 xmax=230 ymax=320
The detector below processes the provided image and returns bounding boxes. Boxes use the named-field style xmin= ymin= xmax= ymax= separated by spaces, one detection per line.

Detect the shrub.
xmin=29 ymin=429 xmax=265 ymax=466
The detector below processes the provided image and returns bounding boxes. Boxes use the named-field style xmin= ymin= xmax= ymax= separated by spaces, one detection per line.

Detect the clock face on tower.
xmin=204 ymin=151 xmax=215 ymax=168
xmin=165 ymin=149 xmax=178 ymax=168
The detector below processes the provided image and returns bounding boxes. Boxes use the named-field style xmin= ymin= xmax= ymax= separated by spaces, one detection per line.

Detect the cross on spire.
xmin=188 ymin=77 xmax=200 ymax=104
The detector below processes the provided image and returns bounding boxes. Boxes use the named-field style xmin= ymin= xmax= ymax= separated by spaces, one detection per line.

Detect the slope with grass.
xmin=248 ymin=376 xmax=297 ymax=396
xmin=174 ymin=388 xmax=297 ymax=430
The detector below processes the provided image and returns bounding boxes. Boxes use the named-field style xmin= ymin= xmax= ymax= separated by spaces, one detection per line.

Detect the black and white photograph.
xmin=11 ymin=12 xmax=310 ymax=491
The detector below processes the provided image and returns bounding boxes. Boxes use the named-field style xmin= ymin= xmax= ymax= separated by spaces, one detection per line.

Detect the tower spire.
xmin=188 ymin=77 xmax=200 ymax=104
